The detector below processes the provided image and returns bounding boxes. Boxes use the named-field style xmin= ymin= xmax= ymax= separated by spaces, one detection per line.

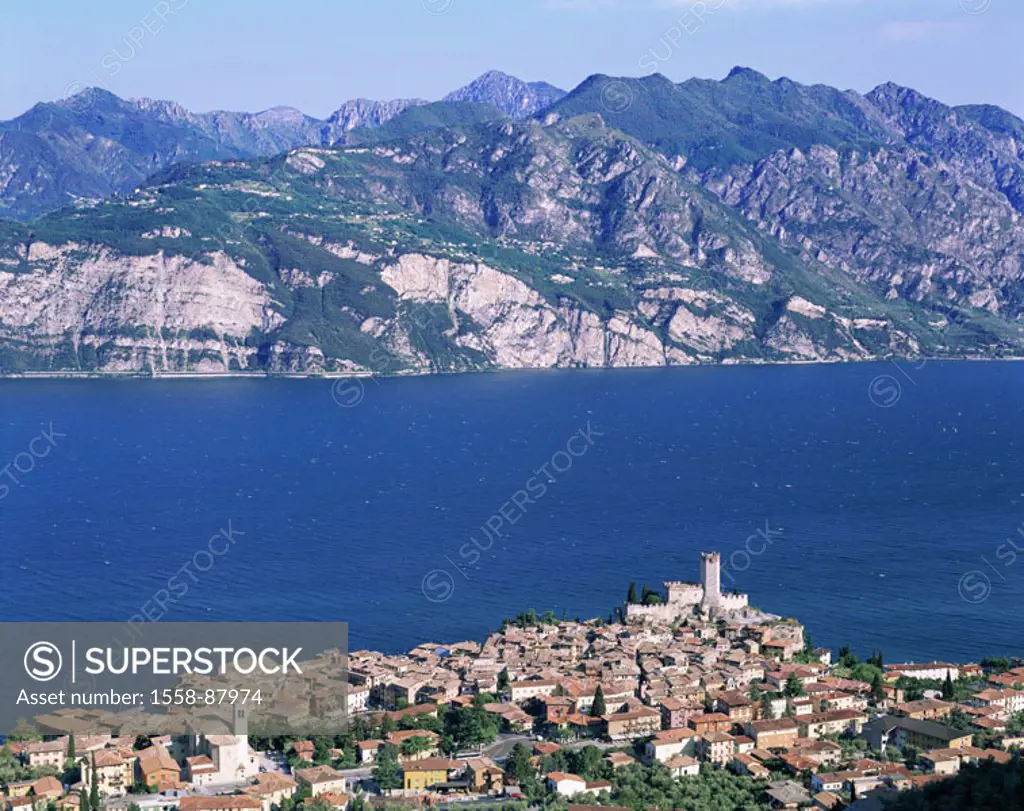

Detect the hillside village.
xmin=3 ymin=555 xmax=1023 ymax=811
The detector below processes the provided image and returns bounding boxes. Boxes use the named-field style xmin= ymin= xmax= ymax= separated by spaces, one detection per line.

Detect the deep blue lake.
xmin=2 ymin=361 xmax=1022 ymax=664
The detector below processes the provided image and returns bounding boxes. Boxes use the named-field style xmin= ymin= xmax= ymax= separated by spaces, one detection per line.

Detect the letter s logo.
xmin=25 ymin=641 xmax=63 ymax=681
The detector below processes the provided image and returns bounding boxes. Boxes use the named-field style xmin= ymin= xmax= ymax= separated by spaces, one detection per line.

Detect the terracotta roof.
xmin=179 ymin=798 xmax=262 ymax=811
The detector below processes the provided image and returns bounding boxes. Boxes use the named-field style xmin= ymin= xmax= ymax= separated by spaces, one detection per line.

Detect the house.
xmin=136 ymin=745 xmax=181 ymax=787
xmin=464 ymin=757 xmax=505 ymax=794
xmin=895 ymin=698 xmax=954 ymax=721
xmin=660 ymin=697 xmax=700 ymax=730
xmin=885 ymin=663 xmax=961 ymax=681
xmin=766 ymin=781 xmax=812 ymax=810
xmin=808 ymin=769 xmax=843 ymax=794
xmin=733 ymin=735 xmax=755 ymax=755
xmin=540 ymin=695 xmax=574 ymax=725
xmin=605 ymin=752 xmax=638 ymax=770
xmin=357 ymin=740 xmax=384 ymax=763
xmin=697 ymin=732 xmax=735 ymax=766
xmin=347 ymin=682 xmax=371 ymax=714
xmin=294 ymin=766 xmax=347 ymax=797
xmin=509 ymin=679 xmax=559 ymax=703
xmin=862 ymin=716 xmax=973 ymax=754
xmin=30 ymin=777 xmax=63 ymax=802
xmin=778 ymin=752 xmax=818 ymax=777
xmin=603 ymin=707 xmax=661 ymax=741
xmin=381 ymin=678 xmax=429 ymax=709
xmin=545 ymin=771 xmax=587 ymax=797
xmin=971 ymin=715 xmax=1007 ymax=733
xmin=798 ymin=709 xmax=867 ymax=739
xmin=812 ymin=791 xmax=843 ymax=811
xmin=665 ymin=754 xmax=700 ymax=777
xmin=688 ymin=713 xmax=732 ymax=735
xmin=972 ymin=688 xmax=1024 ymax=714
xmin=7 ymin=781 xmax=34 ymax=799
xmin=791 ymin=739 xmax=842 ymax=767
xmin=23 ymin=739 xmax=67 ymax=770
xmin=402 ymin=758 xmax=456 ymax=793
xmin=566 ymin=713 xmax=604 ymax=739
xmin=746 ymin=718 xmax=800 ymax=750
xmin=643 ymin=729 xmax=697 ymax=763
xmin=918 ymin=749 xmax=962 ymax=775
xmin=240 ymin=773 xmax=298 ymax=811
xmin=310 ymin=792 xmax=350 ymax=810
xmin=386 ymin=730 xmax=441 ymax=762
xmin=731 ymin=754 xmax=770 ymax=779
xmin=713 ymin=692 xmax=755 ymax=724
xmin=54 ymin=797 xmax=81 ymax=811
xmin=185 ymin=756 xmax=220 ymax=787
xmin=788 ymin=697 xmax=815 ymax=717
xmin=178 ymin=798 xmax=262 ymax=811
xmin=80 ymin=749 xmax=135 ymax=798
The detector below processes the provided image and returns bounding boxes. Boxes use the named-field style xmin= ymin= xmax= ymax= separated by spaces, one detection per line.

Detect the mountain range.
xmin=2 ymin=67 xmax=1024 ymax=376
xmin=0 ymin=70 xmax=566 ymax=222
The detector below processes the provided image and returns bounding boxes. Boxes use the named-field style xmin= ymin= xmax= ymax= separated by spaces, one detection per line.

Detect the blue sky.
xmin=1 ymin=0 xmax=1019 ymax=120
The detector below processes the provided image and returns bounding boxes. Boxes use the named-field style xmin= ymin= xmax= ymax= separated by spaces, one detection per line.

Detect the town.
xmin=2 ymin=553 xmax=1022 ymax=811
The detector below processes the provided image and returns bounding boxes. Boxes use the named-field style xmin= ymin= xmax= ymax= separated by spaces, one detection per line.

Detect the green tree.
xmin=67 ymin=736 xmax=76 ymax=762
xmin=943 ymin=672 xmax=955 ymax=700
xmin=850 ymin=662 xmax=883 ymax=685
xmin=590 ymin=685 xmax=607 ymax=718
xmin=7 ymin=718 xmax=41 ymax=741
xmin=871 ymin=672 xmax=886 ymax=702
xmin=444 ymin=705 xmax=499 ymax=751
xmin=313 ymin=736 xmax=333 ymax=765
xmin=570 ymin=746 xmax=606 ymax=781
xmin=89 ymin=754 xmax=100 ymax=811
xmin=380 ymin=714 xmax=397 ymax=735
xmin=372 ymin=745 xmax=403 ymax=791
xmin=78 ymin=789 xmax=89 ymax=811
xmin=626 ymin=582 xmax=638 ymax=604
xmin=506 ymin=743 xmax=535 ymax=784
xmin=497 ymin=667 xmax=510 ymax=694
xmin=400 ymin=736 xmax=435 ymax=759
xmin=784 ymin=673 xmax=805 ymax=698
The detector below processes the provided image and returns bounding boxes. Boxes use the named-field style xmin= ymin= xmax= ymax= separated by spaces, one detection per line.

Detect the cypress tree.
xmin=590 ymin=684 xmax=607 ymax=717
xmin=89 ymin=753 xmax=100 ymax=811
xmin=942 ymin=671 xmax=955 ymax=700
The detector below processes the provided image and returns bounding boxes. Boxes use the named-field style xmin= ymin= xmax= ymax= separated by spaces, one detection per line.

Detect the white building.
xmin=626 ymin=552 xmax=749 ymax=623
xmin=545 ymin=772 xmax=587 ymax=797
xmin=347 ymin=682 xmax=370 ymax=714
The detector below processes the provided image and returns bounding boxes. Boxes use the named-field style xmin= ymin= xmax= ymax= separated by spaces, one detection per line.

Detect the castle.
xmin=624 ymin=552 xmax=749 ymax=622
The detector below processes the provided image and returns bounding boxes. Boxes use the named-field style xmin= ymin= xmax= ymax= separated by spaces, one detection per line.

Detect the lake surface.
xmin=2 ymin=361 xmax=1023 ymax=664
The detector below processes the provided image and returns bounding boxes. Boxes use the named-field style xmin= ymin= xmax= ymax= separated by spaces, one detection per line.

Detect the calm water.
xmin=1 ymin=362 xmax=1022 ymax=663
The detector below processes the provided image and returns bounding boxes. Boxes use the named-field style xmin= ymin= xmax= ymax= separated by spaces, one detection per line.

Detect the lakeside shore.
xmin=3 ymin=354 xmax=1024 ymax=381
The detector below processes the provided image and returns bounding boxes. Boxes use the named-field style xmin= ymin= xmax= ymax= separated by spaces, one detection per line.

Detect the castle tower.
xmin=232 ymin=703 xmax=247 ymax=736
xmin=700 ymin=552 xmax=722 ymax=610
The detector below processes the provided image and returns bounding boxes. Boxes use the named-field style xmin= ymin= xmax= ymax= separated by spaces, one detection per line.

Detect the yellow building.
xmin=402 ymin=757 xmax=455 ymax=792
